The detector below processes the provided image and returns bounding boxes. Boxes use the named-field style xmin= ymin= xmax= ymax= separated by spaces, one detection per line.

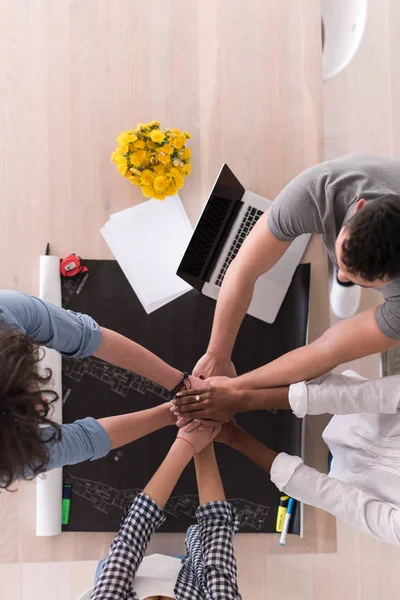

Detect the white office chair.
xmin=321 ymin=0 xmax=368 ymax=81
xmin=76 ymin=588 xmax=94 ymax=600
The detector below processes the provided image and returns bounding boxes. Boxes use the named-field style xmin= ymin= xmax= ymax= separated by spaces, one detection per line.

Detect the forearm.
xmin=232 ymin=308 xmax=398 ymax=390
xmin=195 ymin=444 xmax=225 ymax=504
xmin=144 ymin=439 xmax=194 ymax=509
xmin=98 ymin=403 xmax=175 ymax=450
xmin=271 ymin=455 xmax=400 ymax=546
xmin=230 ymin=429 xmax=277 ymax=473
xmin=94 ymin=327 xmax=184 ymax=390
xmin=235 ymin=387 xmax=290 ymax=411
xmin=207 ymin=263 xmax=255 ymax=357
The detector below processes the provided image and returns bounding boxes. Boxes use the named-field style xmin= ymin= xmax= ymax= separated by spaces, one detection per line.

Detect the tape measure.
xmin=60 ymin=254 xmax=89 ymax=278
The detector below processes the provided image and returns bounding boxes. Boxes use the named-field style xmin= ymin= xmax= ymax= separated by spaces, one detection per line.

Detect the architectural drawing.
xmin=63 ymin=471 xmax=270 ymax=530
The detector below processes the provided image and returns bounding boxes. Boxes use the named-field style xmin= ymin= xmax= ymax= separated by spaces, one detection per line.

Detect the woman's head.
xmin=0 ymin=327 xmax=61 ymax=489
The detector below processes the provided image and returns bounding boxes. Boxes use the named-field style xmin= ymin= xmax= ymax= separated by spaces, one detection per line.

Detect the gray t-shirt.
xmin=267 ymin=154 xmax=400 ymax=340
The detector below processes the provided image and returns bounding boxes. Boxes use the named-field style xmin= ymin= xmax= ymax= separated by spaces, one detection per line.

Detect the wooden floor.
xmin=2 ymin=0 xmax=400 ymax=598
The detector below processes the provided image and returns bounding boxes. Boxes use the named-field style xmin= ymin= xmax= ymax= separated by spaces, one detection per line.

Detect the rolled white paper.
xmin=36 ymin=255 xmax=63 ymax=536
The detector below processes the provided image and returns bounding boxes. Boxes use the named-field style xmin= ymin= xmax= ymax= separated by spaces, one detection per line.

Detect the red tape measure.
xmin=60 ymin=254 xmax=89 ymax=278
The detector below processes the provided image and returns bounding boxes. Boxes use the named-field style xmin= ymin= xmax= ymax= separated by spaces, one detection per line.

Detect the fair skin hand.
xmin=94 ymin=327 xmax=207 ymax=393
xmin=193 ymin=200 xmax=399 ymax=387
xmin=192 ymin=212 xmax=291 ymax=378
xmin=172 ymin=384 xmax=290 ymax=422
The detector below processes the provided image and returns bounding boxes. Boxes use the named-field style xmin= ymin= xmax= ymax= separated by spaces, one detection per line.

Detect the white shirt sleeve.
xmin=271 ymin=453 xmax=400 ymax=546
xmin=288 ymin=373 xmax=400 ymax=418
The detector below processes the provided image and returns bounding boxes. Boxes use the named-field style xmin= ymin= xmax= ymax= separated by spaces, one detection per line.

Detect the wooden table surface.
xmin=0 ymin=0 xmax=334 ymax=563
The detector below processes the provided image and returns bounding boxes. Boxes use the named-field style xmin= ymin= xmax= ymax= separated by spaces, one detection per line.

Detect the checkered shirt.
xmin=91 ymin=492 xmax=242 ymax=600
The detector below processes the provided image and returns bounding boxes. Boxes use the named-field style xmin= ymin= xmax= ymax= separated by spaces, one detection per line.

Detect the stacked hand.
xmin=172 ymin=378 xmax=241 ymax=424
xmin=176 ymin=420 xmax=221 ymax=454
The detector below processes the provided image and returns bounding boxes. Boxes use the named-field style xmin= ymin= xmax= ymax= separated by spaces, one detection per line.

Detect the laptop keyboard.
xmin=215 ymin=206 xmax=263 ymax=286
xmin=178 ymin=196 xmax=235 ymax=279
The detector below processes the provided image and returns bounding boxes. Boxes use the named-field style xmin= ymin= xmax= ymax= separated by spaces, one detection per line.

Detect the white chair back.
xmin=322 ymin=0 xmax=368 ymax=81
xmin=76 ymin=588 xmax=94 ymax=600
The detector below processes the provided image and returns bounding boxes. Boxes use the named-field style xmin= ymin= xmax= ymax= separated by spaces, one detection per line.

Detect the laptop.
xmin=177 ymin=164 xmax=310 ymax=323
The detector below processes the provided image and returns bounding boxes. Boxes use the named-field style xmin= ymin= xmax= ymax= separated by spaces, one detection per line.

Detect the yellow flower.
xmin=148 ymin=121 xmax=160 ymax=128
xmin=129 ymin=176 xmax=140 ymax=185
xmin=131 ymin=150 xmax=146 ymax=167
xmin=170 ymin=167 xmax=184 ymax=189
xmin=171 ymin=134 xmax=186 ymax=150
xmin=181 ymin=163 xmax=192 ymax=176
xmin=140 ymin=169 xmax=154 ymax=187
xmin=158 ymin=152 xmax=170 ymax=165
xmin=114 ymin=156 xmax=128 ymax=176
xmin=142 ymin=186 xmax=154 ymax=198
xmin=153 ymin=191 xmax=166 ymax=201
xmin=134 ymin=139 xmax=146 ymax=149
xmin=150 ymin=130 xmax=166 ymax=143
xmin=179 ymin=147 xmax=191 ymax=160
xmin=184 ymin=131 xmax=192 ymax=139
xmin=154 ymin=164 xmax=165 ymax=175
xmin=154 ymin=175 xmax=168 ymax=192
xmin=147 ymin=141 xmax=156 ymax=149
xmin=117 ymin=131 xmax=136 ymax=146
xmin=165 ymin=185 xmax=178 ymax=196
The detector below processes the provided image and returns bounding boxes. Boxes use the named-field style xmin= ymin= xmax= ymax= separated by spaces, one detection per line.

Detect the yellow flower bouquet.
xmin=111 ymin=121 xmax=192 ymax=200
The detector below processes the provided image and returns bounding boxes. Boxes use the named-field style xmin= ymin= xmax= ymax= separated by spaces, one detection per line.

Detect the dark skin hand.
xmin=172 ymin=382 xmax=290 ymax=423
xmin=172 ymin=385 xmax=242 ymax=423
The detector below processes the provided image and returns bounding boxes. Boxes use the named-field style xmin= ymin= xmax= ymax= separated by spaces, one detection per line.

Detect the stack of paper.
xmin=101 ymin=195 xmax=193 ymax=313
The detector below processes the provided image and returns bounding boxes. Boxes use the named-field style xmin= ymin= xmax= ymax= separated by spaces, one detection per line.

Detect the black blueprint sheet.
xmin=61 ymin=260 xmax=310 ymax=534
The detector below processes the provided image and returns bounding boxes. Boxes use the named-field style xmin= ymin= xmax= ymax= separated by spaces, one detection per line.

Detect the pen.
xmin=279 ymin=497 xmax=295 ymax=546
xmin=276 ymin=495 xmax=289 ymax=533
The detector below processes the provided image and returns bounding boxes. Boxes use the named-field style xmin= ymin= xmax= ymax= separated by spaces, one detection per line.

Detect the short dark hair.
xmin=0 ymin=328 xmax=61 ymax=490
xmin=341 ymin=197 xmax=400 ymax=282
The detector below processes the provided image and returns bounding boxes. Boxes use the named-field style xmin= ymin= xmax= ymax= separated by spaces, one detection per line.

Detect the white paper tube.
xmin=36 ymin=255 xmax=63 ymax=536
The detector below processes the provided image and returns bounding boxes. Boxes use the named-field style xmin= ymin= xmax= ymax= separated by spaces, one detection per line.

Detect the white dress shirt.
xmin=270 ymin=371 xmax=400 ymax=546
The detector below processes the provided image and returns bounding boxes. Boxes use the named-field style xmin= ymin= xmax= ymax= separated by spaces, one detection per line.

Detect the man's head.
xmin=335 ymin=197 xmax=400 ymax=287
xmin=0 ymin=328 xmax=61 ymax=489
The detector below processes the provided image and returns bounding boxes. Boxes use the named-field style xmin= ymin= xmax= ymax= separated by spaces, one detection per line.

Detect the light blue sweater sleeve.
xmin=0 ymin=290 xmax=102 ymax=357
xmin=32 ymin=417 xmax=112 ymax=475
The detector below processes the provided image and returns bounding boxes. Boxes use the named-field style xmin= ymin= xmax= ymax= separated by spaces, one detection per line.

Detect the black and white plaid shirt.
xmin=91 ymin=492 xmax=242 ymax=600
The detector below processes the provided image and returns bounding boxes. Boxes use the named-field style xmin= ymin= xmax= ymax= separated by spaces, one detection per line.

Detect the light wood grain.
xmin=0 ymin=0 xmax=328 ymax=569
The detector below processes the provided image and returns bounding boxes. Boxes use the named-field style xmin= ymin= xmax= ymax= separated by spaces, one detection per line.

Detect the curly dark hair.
xmin=341 ymin=197 xmax=400 ymax=282
xmin=0 ymin=327 xmax=61 ymax=490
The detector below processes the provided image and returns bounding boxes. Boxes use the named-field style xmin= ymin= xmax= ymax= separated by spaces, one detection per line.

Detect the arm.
xmin=230 ymin=307 xmax=398 ymax=390
xmin=217 ymin=421 xmax=400 ymax=546
xmin=194 ymin=443 xmax=225 ymax=504
xmin=271 ymin=454 xmax=400 ymax=546
xmin=0 ymin=291 xmax=204 ymax=391
xmin=217 ymin=419 xmax=278 ymax=473
xmin=94 ymin=327 xmax=203 ymax=391
xmin=193 ymin=217 xmax=291 ymax=377
xmin=188 ymin=445 xmax=241 ymax=599
xmin=37 ymin=403 xmax=175 ymax=476
xmin=173 ymin=384 xmax=290 ymax=422
xmin=174 ymin=369 xmax=400 ymax=422
xmin=91 ymin=439 xmax=193 ymax=600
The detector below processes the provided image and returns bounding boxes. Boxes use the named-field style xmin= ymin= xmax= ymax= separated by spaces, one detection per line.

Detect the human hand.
xmin=215 ymin=418 xmax=244 ymax=446
xmin=176 ymin=421 xmax=221 ymax=454
xmin=192 ymin=352 xmax=237 ymax=378
xmin=172 ymin=384 xmax=242 ymax=423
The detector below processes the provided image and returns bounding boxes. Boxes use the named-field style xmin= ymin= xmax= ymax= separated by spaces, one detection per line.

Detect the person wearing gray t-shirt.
xmin=192 ymin=154 xmax=400 ymax=389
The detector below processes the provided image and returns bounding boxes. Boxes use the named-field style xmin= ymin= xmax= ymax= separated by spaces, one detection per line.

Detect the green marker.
xmin=62 ymin=484 xmax=72 ymax=525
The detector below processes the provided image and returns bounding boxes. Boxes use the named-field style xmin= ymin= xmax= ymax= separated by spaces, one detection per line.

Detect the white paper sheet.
xmin=101 ymin=195 xmax=192 ymax=313
xmin=36 ymin=255 xmax=63 ymax=537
